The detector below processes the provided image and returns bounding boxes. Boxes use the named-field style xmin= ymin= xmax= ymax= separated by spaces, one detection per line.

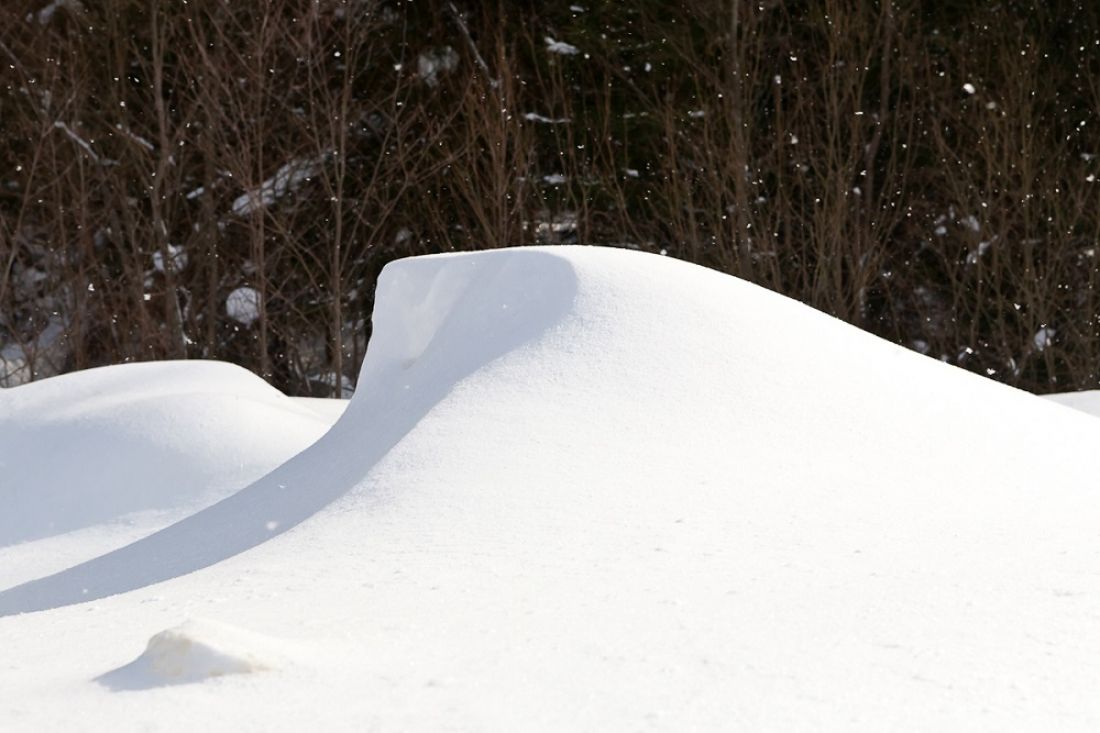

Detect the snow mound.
xmin=6 ymin=247 xmax=1100 ymax=727
xmin=0 ymin=361 xmax=332 ymax=547
xmin=96 ymin=619 xmax=288 ymax=690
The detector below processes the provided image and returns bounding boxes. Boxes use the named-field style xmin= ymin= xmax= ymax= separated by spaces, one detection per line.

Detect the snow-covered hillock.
xmin=0 ymin=361 xmax=334 ymax=585
xmin=4 ymin=247 xmax=1100 ymax=729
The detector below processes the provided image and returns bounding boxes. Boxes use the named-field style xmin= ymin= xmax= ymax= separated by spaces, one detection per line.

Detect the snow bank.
xmin=5 ymin=247 xmax=1100 ymax=729
xmin=0 ymin=361 xmax=332 ymax=548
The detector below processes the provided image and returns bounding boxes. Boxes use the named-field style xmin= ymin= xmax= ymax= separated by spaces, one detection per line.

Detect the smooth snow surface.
xmin=289 ymin=396 xmax=349 ymax=422
xmin=1044 ymin=389 xmax=1100 ymax=418
xmin=0 ymin=361 xmax=334 ymax=585
xmin=4 ymin=246 xmax=1100 ymax=730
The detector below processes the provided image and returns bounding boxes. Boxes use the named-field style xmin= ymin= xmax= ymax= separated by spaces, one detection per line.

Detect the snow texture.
xmin=226 ymin=286 xmax=261 ymax=326
xmin=1043 ymin=390 xmax=1100 ymax=418
xmin=0 ymin=361 xmax=331 ymax=583
xmin=289 ymin=396 xmax=349 ymax=423
xmin=96 ymin=619 xmax=290 ymax=690
xmin=4 ymin=247 xmax=1100 ymax=730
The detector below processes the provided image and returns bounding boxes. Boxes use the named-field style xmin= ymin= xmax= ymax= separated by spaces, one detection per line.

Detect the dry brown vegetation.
xmin=2 ymin=0 xmax=1099 ymax=395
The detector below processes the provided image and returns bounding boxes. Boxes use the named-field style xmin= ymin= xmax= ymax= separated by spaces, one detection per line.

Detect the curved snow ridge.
xmin=1 ymin=359 xmax=293 ymax=415
xmin=0 ymin=249 xmax=578 ymax=615
xmin=0 ymin=361 xmax=332 ymax=548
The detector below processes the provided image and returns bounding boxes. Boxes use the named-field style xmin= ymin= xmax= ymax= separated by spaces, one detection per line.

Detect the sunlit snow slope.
xmin=0 ymin=363 xmax=338 ymax=589
xmin=3 ymin=246 xmax=1100 ymax=730
xmin=0 ymin=361 xmax=335 ymax=585
xmin=0 ymin=360 xmax=334 ymax=545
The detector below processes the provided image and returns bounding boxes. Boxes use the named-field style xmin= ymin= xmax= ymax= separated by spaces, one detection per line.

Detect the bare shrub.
xmin=2 ymin=0 xmax=1098 ymax=395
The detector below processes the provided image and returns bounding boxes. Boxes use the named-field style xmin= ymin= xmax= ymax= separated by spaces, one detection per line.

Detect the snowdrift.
xmin=4 ymin=246 xmax=1100 ymax=729
xmin=0 ymin=361 xmax=335 ymax=585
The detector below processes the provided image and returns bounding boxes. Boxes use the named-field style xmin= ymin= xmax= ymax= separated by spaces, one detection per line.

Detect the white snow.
xmin=52 ymin=121 xmax=99 ymax=163
xmin=96 ymin=619 xmax=292 ymax=690
xmin=544 ymin=37 xmax=580 ymax=56
xmin=0 ymin=315 xmax=67 ymax=387
xmin=33 ymin=0 xmax=81 ymax=25
xmin=231 ymin=157 xmax=324 ymax=217
xmin=4 ymin=246 xmax=1100 ymax=729
xmin=523 ymin=112 xmax=571 ymax=124
xmin=0 ymin=361 xmax=332 ymax=586
xmin=1044 ymin=390 xmax=1100 ymax=418
xmin=114 ymin=124 xmax=155 ymax=152
xmin=290 ymin=396 xmax=349 ymax=422
xmin=1034 ymin=325 xmax=1056 ymax=351
xmin=966 ymin=239 xmax=993 ymax=264
xmin=226 ymin=286 xmax=261 ymax=326
xmin=417 ymin=47 xmax=459 ymax=86
xmin=152 ymin=244 xmax=187 ymax=274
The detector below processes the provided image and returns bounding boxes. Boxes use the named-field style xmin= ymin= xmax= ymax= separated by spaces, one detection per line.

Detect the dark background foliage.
xmin=2 ymin=0 xmax=1099 ymax=395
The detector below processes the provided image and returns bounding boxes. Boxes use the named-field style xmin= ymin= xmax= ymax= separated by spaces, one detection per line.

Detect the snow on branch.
xmin=53 ymin=121 xmax=99 ymax=163
xmin=446 ymin=2 xmax=499 ymax=88
xmin=231 ymin=156 xmax=326 ymax=217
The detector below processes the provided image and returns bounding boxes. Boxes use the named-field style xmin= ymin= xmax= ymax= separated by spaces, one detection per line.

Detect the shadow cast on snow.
xmin=0 ymin=249 xmax=578 ymax=616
